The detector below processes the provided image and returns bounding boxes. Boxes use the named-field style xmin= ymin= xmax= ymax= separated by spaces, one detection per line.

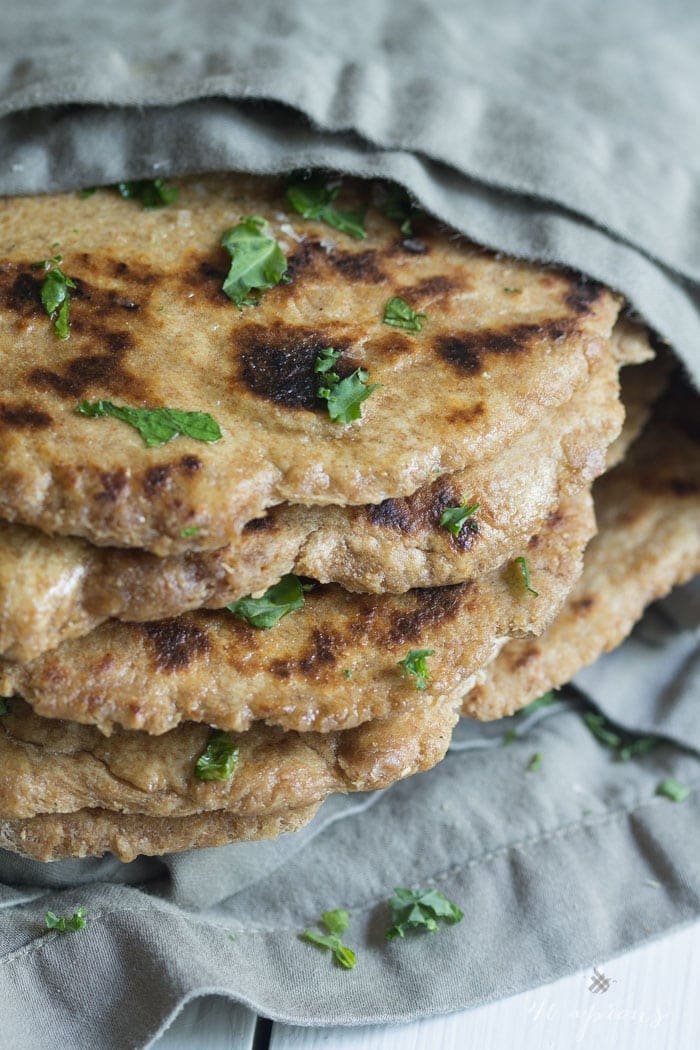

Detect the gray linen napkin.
xmin=1 ymin=3 xmax=699 ymax=1047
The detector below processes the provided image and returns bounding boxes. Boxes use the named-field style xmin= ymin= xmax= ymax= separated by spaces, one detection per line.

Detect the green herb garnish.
xmin=382 ymin=186 xmax=416 ymax=236
xmin=502 ymin=728 xmax=518 ymax=746
xmin=386 ymin=888 xmax=463 ymax=940
xmin=31 ymin=256 xmax=76 ymax=340
xmin=656 ymin=777 xmax=690 ymax=802
xmin=527 ymin=752 xmax=543 ymax=772
xmin=194 ymin=730 xmax=239 ymax=782
xmin=303 ymin=908 xmax=356 ymax=969
xmin=398 ymin=648 xmax=435 ymax=691
xmin=286 ymin=175 xmax=366 ymax=239
xmin=116 ymin=178 xmax=178 ymax=208
xmin=514 ymin=556 xmax=538 ymax=597
xmin=78 ymin=187 xmax=97 ymax=199
xmin=583 ymin=712 xmax=658 ymax=762
xmin=75 ymin=401 xmax=222 ymax=448
xmin=227 ymin=574 xmax=309 ymax=629
xmin=45 ymin=907 xmax=87 ymax=933
xmin=220 ymin=215 xmax=288 ymax=308
xmin=439 ymin=499 xmax=479 ymax=539
xmin=520 ymin=692 xmax=556 ymax=716
xmin=383 ymin=296 xmax=428 ymax=333
xmin=343 ymin=669 xmax=353 ymax=679
xmin=315 ymin=348 xmax=379 ymax=424
xmin=180 ymin=526 xmax=200 ymax=538
xmin=503 ymin=287 xmax=521 ymax=294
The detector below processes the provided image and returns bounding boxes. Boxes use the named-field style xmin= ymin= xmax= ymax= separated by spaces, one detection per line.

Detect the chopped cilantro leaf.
xmin=583 ymin=711 xmax=658 ymax=762
xmin=503 ymin=287 xmax=521 ymax=294
xmin=656 ymin=777 xmax=690 ymax=802
xmin=502 ymin=728 xmax=517 ymax=746
xmin=45 ymin=906 xmax=87 ymax=933
xmin=439 ymin=499 xmax=479 ymax=538
xmin=180 ymin=526 xmax=200 ymax=538
xmin=383 ymin=296 xmax=428 ymax=333
xmin=318 ymin=367 xmax=379 ymax=424
xmin=286 ymin=175 xmax=366 ymax=239
xmin=195 ymin=730 xmax=239 ymax=781
xmin=220 ymin=215 xmax=288 ymax=308
xmin=227 ymin=574 xmax=308 ymax=629
xmin=314 ymin=346 xmax=341 ymax=384
xmin=514 ymin=556 xmax=538 ymax=597
xmin=386 ymin=888 xmax=463 ymax=940
xmin=76 ymin=400 xmax=222 ymax=447
xmin=303 ymin=909 xmax=356 ymax=969
xmin=527 ymin=751 xmax=543 ymax=772
xmin=398 ymin=648 xmax=435 ymax=691
xmin=116 ymin=178 xmax=178 ymax=208
xmin=32 ymin=256 xmax=77 ymax=340
xmin=343 ymin=669 xmax=353 ymax=679
xmin=519 ymin=692 xmax=556 ymax=716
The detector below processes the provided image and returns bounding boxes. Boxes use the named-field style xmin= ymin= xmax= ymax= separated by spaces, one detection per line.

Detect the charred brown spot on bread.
xmin=383 ymin=585 xmax=467 ymax=646
xmin=94 ymin=470 xmax=128 ymax=503
xmin=366 ymin=497 xmax=417 ymax=532
xmin=0 ymin=402 xmax=52 ymax=429
xmin=179 ymin=455 xmax=201 ymax=474
xmin=401 ymin=275 xmax=457 ymax=301
xmin=175 ymin=254 xmax=230 ymax=305
xmin=285 ymin=241 xmax=324 ymax=281
xmin=563 ymin=275 xmax=604 ymax=313
xmin=329 ymin=249 xmax=386 ymax=283
xmin=269 ymin=629 xmax=338 ymax=681
xmin=667 ymin=478 xmax=699 ymax=497
xmin=142 ymin=619 xmax=210 ymax=672
xmin=27 ymin=341 xmax=139 ymax=400
xmin=509 ymin=644 xmax=541 ymax=671
xmin=143 ymin=464 xmax=172 ymax=497
xmin=243 ymin=515 xmax=274 ymax=533
xmin=237 ymin=325 xmax=348 ymax=410
xmin=0 ymin=268 xmax=42 ymax=317
xmin=571 ymin=596 xmax=596 ymax=614
xmin=438 ymin=320 xmax=571 ymax=373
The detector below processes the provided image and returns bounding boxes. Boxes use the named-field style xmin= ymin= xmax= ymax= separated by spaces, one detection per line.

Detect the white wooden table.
xmin=155 ymin=919 xmax=700 ymax=1049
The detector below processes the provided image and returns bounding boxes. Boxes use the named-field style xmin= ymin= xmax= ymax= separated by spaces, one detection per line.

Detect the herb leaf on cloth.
xmin=286 ymin=175 xmax=366 ymax=239
xmin=227 ymin=575 xmax=309 ymax=629
xmin=583 ymin=712 xmax=658 ymax=762
xmin=303 ymin=909 xmax=356 ymax=969
xmin=221 ymin=215 xmax=288 ymax=307
xmin=195 ymin=730 xmax=239 ymax=782
xmin=76 ymin=401 xmax=223 ymax=447
xmin=656 ymin=777 xmax=690 ymax=802
xmin=386 ymin=888 xmax=463 ymax=940
xmin=45 ymin=907 xmax=87 ymax=933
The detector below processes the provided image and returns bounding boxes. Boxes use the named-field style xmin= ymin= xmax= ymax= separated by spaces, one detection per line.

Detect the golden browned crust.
xmin=0 ymin=174 xmax=621 ymax=555
xmin=0 ymin=803 xmax=321 ymax=863
xmin=1 ymin=490 xmax=595 ymax=735
xmin=0 ymin=692 xmax=459 ymax=820
xmin=462 ymin=397 xmax=700 ymax=720
xmin=0 ymin=343 xmax=633 ymax=663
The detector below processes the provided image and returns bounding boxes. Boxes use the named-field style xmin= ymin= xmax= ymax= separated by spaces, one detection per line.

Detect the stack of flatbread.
xmin=0 ymin=175 xmax=698 ymax=863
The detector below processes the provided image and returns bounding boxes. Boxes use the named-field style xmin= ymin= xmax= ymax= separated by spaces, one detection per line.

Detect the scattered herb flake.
xmin=503 ymin=287 xmax=521 ymax=294
xmin=75 ymin=401 xmax=222 ymax=447
xmin=583 ymin=711 xmax=659 ymax=765
xmin=514 ymin=556 xmax=538 ymax=597
xmin=195 ymin=730 xmax=239 ymax=781
xmin=316 ymin=351 xmax=379 ymax=425
xmin=343 ymin=669 xmax=353 ymax=679
xmin=527 ymin=751 xmax=543 ymax=772
xmin=220 ymin=215 xmax=288 ymax=308
xmin=383 ymin=296 xmax=428 ymax=333
xmin=45 ymin=907 xmax=87 ymax=933
xmin=656 ymin=777 xmax=690 ymax=802
xmin=303 ymin=909 xmax=356 ymax=969
xmin=520 ymin=692 xmax=556 ymax=717
xmin=180 ymin=526 xmax=200 ymax=538
xmin=439 ymin=499 xmax=479 ymax=539
xmin=116 ymin=178 xmax=178 ymax=208
xmin=386 ymin=888 xmax=463 ymax=940
xmin=32 ymin=255 xmax=77 ymax=340
xmin=398 ymin=648 xmax=435 ymax=691
xmin=227 ymin=574 xmax=308 ymax=629
xmin=502 ymin=728 xmax=518 ymax=746
xmin=286 ymin=175 xmax=366 ymax=239
xmin=618 ymin=737 xmax=658 ymax=762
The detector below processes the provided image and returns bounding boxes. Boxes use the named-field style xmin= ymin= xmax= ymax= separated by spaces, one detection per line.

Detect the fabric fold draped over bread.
xmin=462 ymin=398 xmax=700 ymax=720
xmin=2 ymin=342 xmax=649 ymax=663
xmin=0 ymin=174 xmax=622 ymax=556
xmin=0 ymin=490 xmax=596 ymax=735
